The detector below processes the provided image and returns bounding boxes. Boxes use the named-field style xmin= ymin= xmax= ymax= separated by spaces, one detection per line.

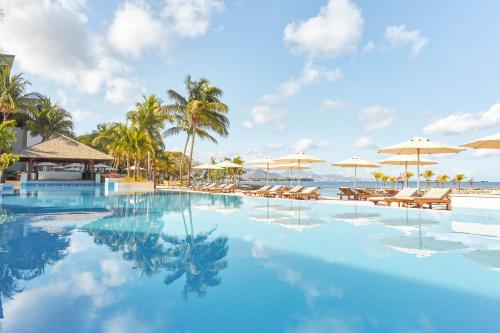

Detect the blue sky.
xmin=2 ymin=0 xmax=500 ymax=179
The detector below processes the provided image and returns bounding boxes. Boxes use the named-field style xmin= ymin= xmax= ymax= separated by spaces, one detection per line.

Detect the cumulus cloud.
xmin=323 ymin=99 xmax=348 ymax=110
xmin=294 ymin=138 xmax=315 ymax=152
xmin=362 ymin=40 xmax=375 ymax=53
xmin=385 ymin=24 xmax=428 ymax=57
xmin=293 ymin=138 xmax=331 ymax=152
xmin=108 ymin=3 xmax=168 ymax=58
xmin=423 ymin=103 xmax=500 ymax=135
xmin=359 ymin=106 xmax=395 ymax=131
xmin=283 ymin=0 xmax=363 ymax=58
xmin=243 ymin=121 xmax=254 ymax=129
xmin=251 ymin=105 xmax=286 ymax=125
xmin=0 ymin=0 xmax=133 ymax=103
xmin=262 ymin=62 xmax=341 ymax=104
xmin=352 ymin=136 xmax=377 ymax=149
xmin=162 ymin=0 xmax=224 ymax=38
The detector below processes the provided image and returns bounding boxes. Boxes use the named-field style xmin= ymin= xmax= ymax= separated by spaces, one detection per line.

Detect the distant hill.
xmin=242 ymin=168 xmax=368 ymax=182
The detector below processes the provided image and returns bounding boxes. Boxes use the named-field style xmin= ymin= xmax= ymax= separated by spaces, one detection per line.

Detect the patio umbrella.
xmin=249 ymin=157 xmax=276 ymax=185
xmin=462 ymin=132 xmax=500 ymax=149
xmin=130 ymin=165 xmax=146 ymax=171
xmin=274 ymin=152 xmax=325 ymax=185
xmin=378 ymin=137 xmax=464 ymax=192
xmin=379 ymin=155 xmax=437 ymax=187
xmin=215 ymin=160 xmax=244 ymax=183
xmin=332 ymin=157 xmax=381 ymax=189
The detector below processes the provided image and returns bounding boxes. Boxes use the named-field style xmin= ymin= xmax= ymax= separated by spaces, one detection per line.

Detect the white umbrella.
xmin=64 ymin=162 xmax=83 ymax=168
xmin=274 ymin=152 xmax=325 ymax=185
xmin=215 ymin=160 xmax=244 ymax=168
xmin=379 ymin=155 xmax=437 ymax=187
xmin=250 ymin=157 xmax=276 ymax=185
xmin=130 ymin=165 xmax=146 ymax=171
xmin=94 ymin=163 xmax=113 ymax=169
xmin=378 ymin=137 xmax=464 ymax=191
xmin=462 ymin=132 xmax=500 ymax=149
xmin=332 ymin=157 xmax=381 ymax=189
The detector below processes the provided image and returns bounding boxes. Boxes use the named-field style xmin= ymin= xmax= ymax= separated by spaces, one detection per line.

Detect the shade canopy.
xmin=378 ymin=155 xmax=437 ymax=166
xmin=378 ymin=137 xmax=464 ymax=155
xmin=462 ymin=132 xmax=500 ymax=149
xmin=332 ymin=156 xmax=381 ymax=168
xmin=379 ymin=137 xmax=463 ymax=191
xmin=274 ymin=152 xmax=325 ymax=164
xmin=215 ymin=160 xmax=244 ymax=168
xmin=193 ymin=164 xmax=223 ymax=170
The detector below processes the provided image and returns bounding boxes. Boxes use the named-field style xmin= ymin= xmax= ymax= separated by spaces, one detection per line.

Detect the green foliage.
xmin=0 ymin=119 xmax=16 ymax=151
xmin=454 ymin=173 xmax=466 ymax=190
xmin=0 ymin=66 xmax=40 ymax=122
xmin=26 ymin=97 xmax=74 ymax=141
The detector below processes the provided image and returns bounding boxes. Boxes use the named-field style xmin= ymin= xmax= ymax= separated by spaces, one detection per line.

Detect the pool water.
xmin=1 ymin=188 xmax=500 ymax=332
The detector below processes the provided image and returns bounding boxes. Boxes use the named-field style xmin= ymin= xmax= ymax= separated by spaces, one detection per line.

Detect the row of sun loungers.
xmin=338 ymin=186 xmax=452 ymax=210
xmin=243 ymin=185 xmax=320 ymax=200
xmin=193 ymin=183 xmax=237 ymax=193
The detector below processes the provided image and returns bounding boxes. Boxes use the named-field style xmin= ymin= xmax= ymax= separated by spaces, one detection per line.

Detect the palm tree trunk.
xmin=187 ymin=131 xmax=196 ymax=187
xmin=179 ymin=134 xmax=190 ymax=185
xmin=152 ymin=158 xmax=157 ymax=189
xmin=126 ymin=156 xmax=131 ymax=178
xmin=147 ymin=152 xmax=151 ymax=180
xmin=134 ymin=159 xmax=138 ymax=180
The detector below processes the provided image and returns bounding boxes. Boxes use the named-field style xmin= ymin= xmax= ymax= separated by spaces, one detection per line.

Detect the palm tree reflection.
xmin=85 ymin=191 xmax=229 ymax=299
xmin=0 ymin=221 xmax=71 ymax=319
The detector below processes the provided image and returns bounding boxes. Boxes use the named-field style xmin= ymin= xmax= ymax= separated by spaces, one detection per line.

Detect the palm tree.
xmin=0 ymin=119 xmax=16 ymax=151
xmin=165 ymin=76 xmax=229 ymax=186
xmin=420 ymin=169 xmax=435 ymax=190
xmin=372 ymin=171 xmax=384 ymax=189
xmin=436 ymin=174 xmax=450 ymax=188
xmin=402 ymin=171 xmax=414 ymax=187
xmin=388 ymin=176 xmax=396 ymax=189
xmin=0 ymin=153 xmax=18 ymax=182
xmin=0 ymin=67 xmax=39 ymax=122
xmin=25 ymin=97 xmax=73 ymax=141
xmin=127 ymin=95 xmax=169 ymax=183
xmin=454 ymin=173 xmax=466 ymax=191
xmin=381 ymin=174 xmax=389 ymax=188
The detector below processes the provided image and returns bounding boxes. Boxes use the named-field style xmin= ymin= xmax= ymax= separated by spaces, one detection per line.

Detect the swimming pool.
xmin=1 ymin=188 xmax=500 ymax=332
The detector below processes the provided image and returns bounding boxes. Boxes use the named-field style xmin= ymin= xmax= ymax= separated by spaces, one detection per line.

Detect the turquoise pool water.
xmin=1 ymin=188 xmax=500 ymax=332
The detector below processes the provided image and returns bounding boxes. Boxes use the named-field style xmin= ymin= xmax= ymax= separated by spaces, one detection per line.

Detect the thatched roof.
xmin=19 ymin=135 xmax=114 ymax=162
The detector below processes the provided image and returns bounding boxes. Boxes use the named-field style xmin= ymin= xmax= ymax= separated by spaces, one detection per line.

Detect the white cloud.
xmin=362 ymin=40 xmax=375 ymax=53
xmin=251 ymin=105 xmax=285 ymax=125
xmin=243 ymin=121 xmax=254 ymax=129
xmin=0 ymin=0 xmax=132 ymax=103
xmin=262 ymin=62 xmax=341 ymax=104
xmin=293 ymin=138 xmax=315 ymax=152
xmin=385 ymin=24 xmax=428 ymax=57
xmin=70 ymin=110 xmax=94 ymax=122
xmin=105 ymin=78 xmax=133 ymax=103
xmin=292 ymin=138 xmax=330 ymax=152
xmin=108 ymin=3 xmax=168 ymax=58
xmin=323 ymin=99 xmax=348 ymax=110
xmin=359 ymin=106 xmax=395 ymax=131
xmin=162 ymin=0 xmax=224 ymax=38
xmin=423 ymin=103 xmax=500 ymax=135
xmin=352 ymin=136 xmax=377 ymax=149
xmin=283 ymin=0 xmax=363 ymax=58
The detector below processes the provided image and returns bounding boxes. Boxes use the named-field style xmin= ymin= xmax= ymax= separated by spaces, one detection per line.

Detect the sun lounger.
xmin=369 ymin=188 xmax=418 ymax=206
xmin=412 ymin=188 xmax=452 ymax=210
xmin=355 ymin=188 xmax=376 ymax=200
xmin=206 ymin=184 xmax=229 ymax=192
xmin=218 ymin=184 xmax=237 ymax=193
xmin=195 ymin=183 xmax=216 ymax=191
xmin=258 ymin=185 xmax=285 ymax=197
xmin=283 ymin=187 xmax=320 ymax=200
xmin=243 ymin=185 xmax=272 ymax=196
xmin=338 ymin=187 xmax=357 ymax=200
xmin=277 ymin=186 xmax=303 ymax=198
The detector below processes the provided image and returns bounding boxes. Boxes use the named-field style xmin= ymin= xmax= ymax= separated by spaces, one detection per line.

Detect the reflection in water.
xmin=335 ymin=205 xmax=380 ymax=226
xmin=249 ymin=199 xmax=325 ymax=231
xmin=83 ymin=193 xmax=229 ymax=299
xmin=381 ymin=211 xmax=466 ymax=257
xmin=377 ymin=209 xmax=439 ymax=235
xmin=0 ymin=220 xmax=71 ymax=319
xmin=465 ymin=250 xmax=500 ymax=271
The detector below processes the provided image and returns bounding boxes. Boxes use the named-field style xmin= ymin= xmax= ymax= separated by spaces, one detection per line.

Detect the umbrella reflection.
xmin=335 ymin=205 xmax=380 ymax=226
xmin=464 ymin=250 xmax=500 ymax=271
xmin=377 ymin=209 xmax=439 ymax=235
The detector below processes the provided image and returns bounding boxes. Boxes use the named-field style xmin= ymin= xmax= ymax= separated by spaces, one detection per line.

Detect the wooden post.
xmin=28 ymin=159 xmax=34 ymax=180
xmin=89 ymin=160 xmax=95 ymax=180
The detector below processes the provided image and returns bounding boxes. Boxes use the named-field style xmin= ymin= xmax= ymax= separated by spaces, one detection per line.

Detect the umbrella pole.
xmin=298 ymin=160 xmax=301 ymax=186
xmin=290 ymin=167 xmax=293 ymax=187
xmin=417 ymin=149 xmax=421 ymax=194
xmin=354 ymin=165 xmax=357 ymax=189
xmin=267 ymin=164 xmax=269 ymax=185
xmin=405 ymin=162 xmax=408 ymax=188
